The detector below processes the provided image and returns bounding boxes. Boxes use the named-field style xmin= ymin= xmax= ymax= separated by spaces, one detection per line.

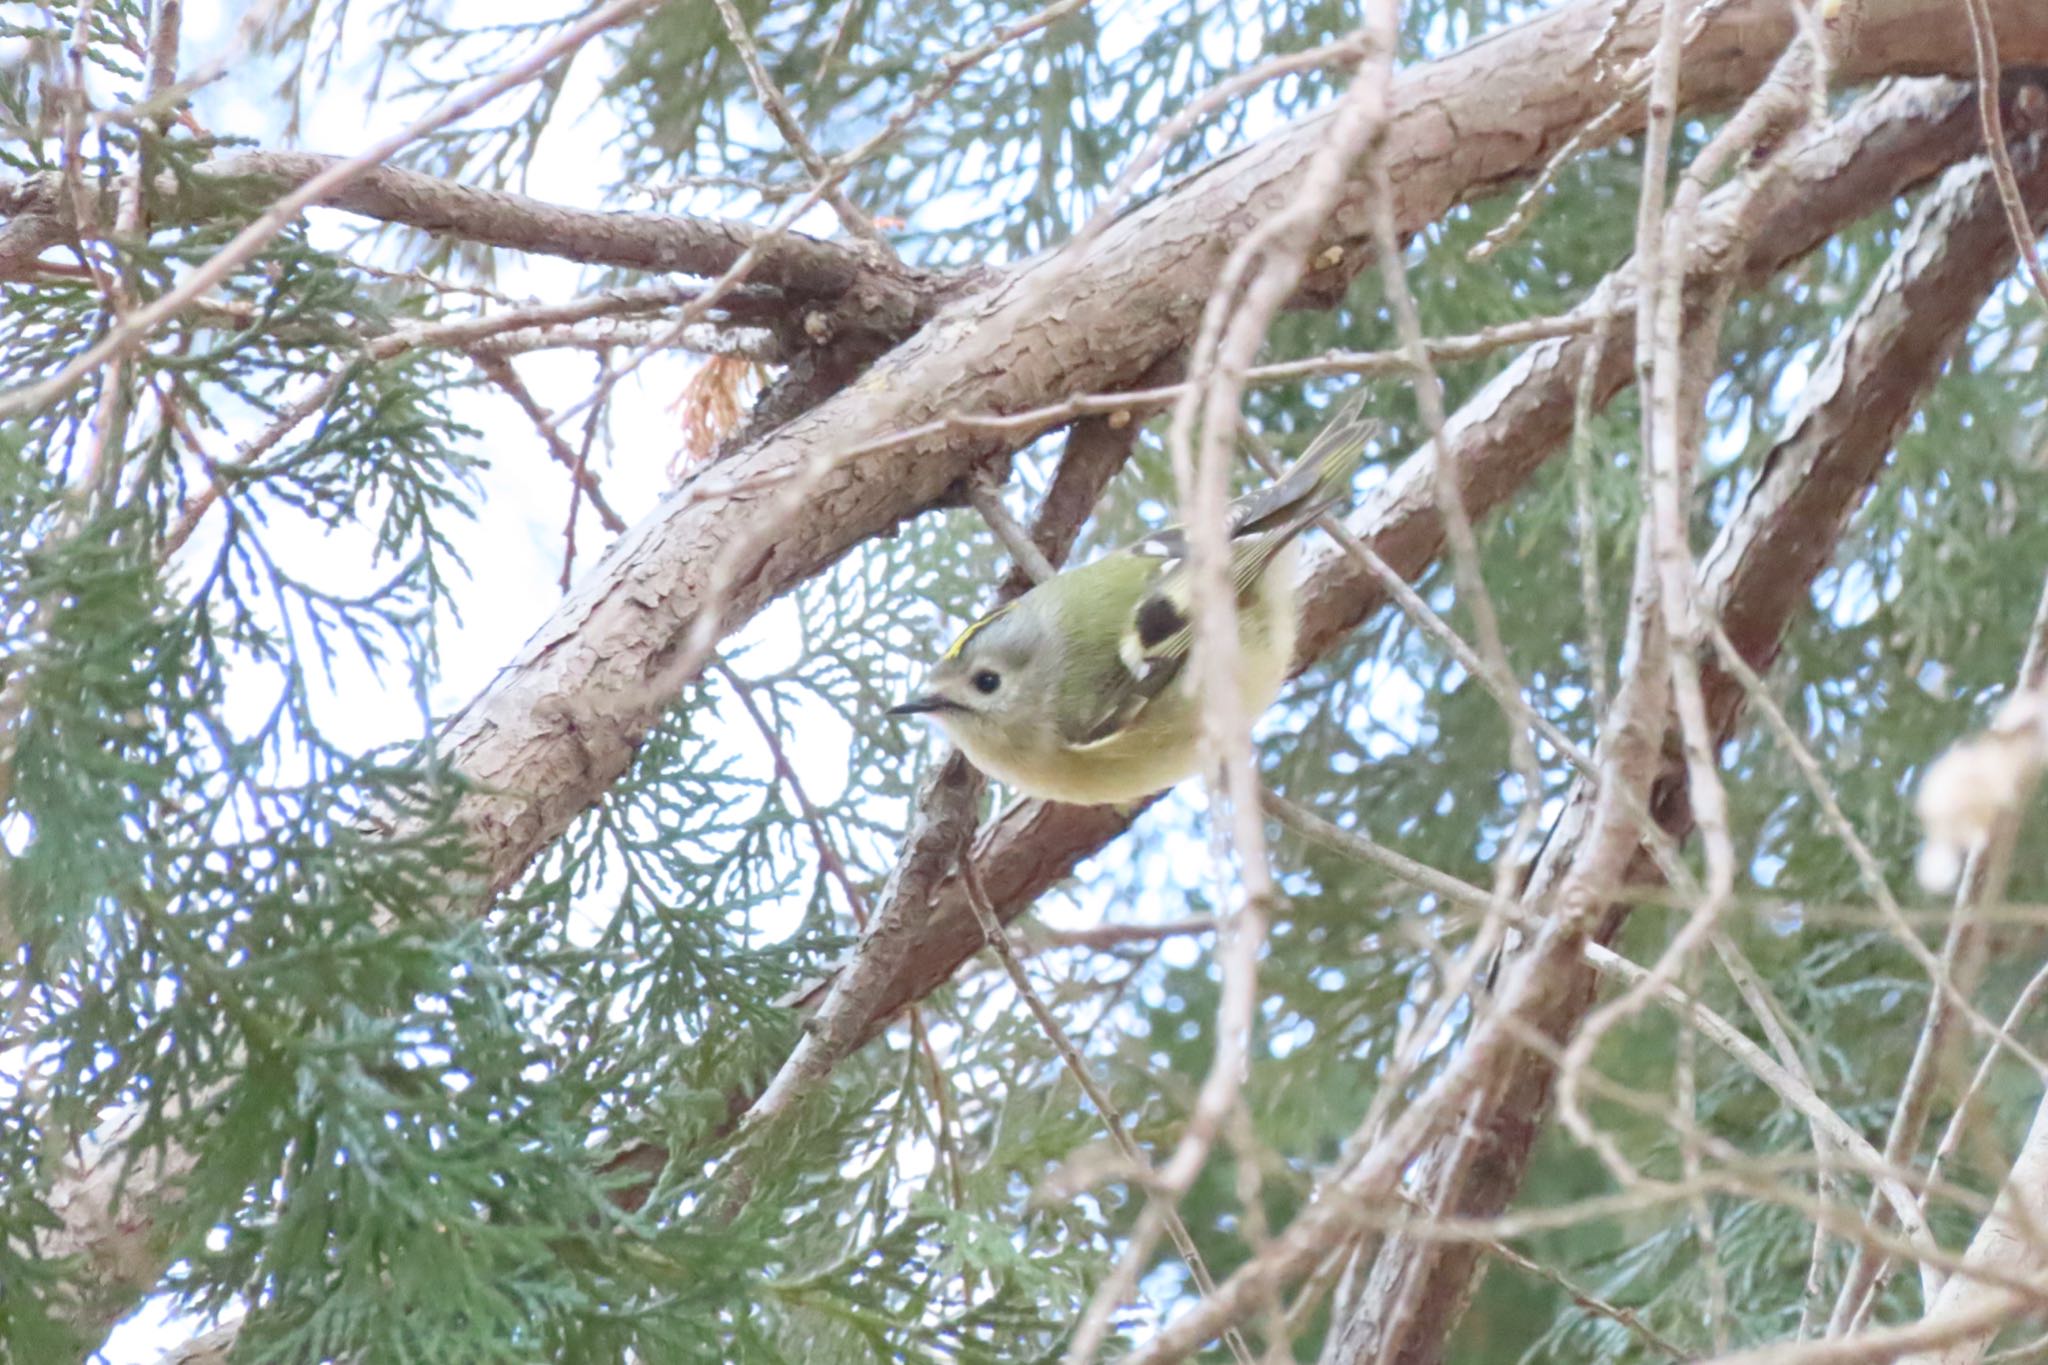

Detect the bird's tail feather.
xmin=1229 ymin=387 xmax=1376 ymax=538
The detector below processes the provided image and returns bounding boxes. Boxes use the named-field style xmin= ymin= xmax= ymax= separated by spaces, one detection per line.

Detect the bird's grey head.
xmin=888 ymin=600 xmax=1060 ymax=748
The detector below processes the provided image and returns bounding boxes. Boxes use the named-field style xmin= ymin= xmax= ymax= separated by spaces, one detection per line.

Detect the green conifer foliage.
xmin=4 ymin=1 xmax=2048 ymax=1362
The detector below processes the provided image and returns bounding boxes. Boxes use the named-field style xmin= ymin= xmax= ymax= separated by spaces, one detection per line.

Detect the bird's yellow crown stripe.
xmin=942 ymin=601 xmax=1013 ymax=662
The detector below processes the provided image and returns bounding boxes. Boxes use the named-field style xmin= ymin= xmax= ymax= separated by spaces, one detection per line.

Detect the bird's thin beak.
xmin=888 ymin=694 xmax=954 ymax=717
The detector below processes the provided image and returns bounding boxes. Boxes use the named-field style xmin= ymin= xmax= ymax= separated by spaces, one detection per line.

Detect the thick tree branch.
xmin=41 ymin=0 xmax=2048 ymax=1342
xmin=586 ymin=74 xmax=1993 ymax=1254
xmin=433 ymin=0 xmax=2048 ymax=912
xmin=829 ymin=73 xmax=1992 ymax=1067
xmin=1326 ymin=104 xmax=2048 ymax=1365
xmin=0 ymin=150 xmax=941 ymax=323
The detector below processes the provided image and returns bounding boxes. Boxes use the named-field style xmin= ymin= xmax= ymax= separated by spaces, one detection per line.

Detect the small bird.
xmin=888 ymin=392 xmax=1375 ymax=804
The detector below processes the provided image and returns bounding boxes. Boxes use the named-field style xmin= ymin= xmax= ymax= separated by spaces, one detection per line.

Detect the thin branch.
xmin=1361 ymin=40 xmax=1545 ymax=911
xmin=1709 ymin=619 xmax=2048 ymax=1076
xmin=1570 ymin=308 xmax=1616 ymax=720
xmin=159 ymin=370 xmax=348 ymax=560
xmin=710 ymin=657 xmax=969 ymax=1207
xmin=470 ymin=352 xmax=628 ymax=534
xmin=1026 ymin=916 xmax=1219 ymax=953
xmin=1554 ymin=0 xmax=1788 ymax=1176
xmin=0 ymin=149 xmax=925 ymax=303
xmin=1832 ymin=582 xmax=2048 ymax=1334
xmin=1077 ymin=30 xmax=1372 ymax=247
xmin=710 ymin=0 xmax=890 ymax=249
xmin=555 ymin=394 xmax=604 ymax=588
xmin=1477 ymin=1229 xmax=1694 ymax=1363
xmin=958 ymin=858 xmax=1254 ymax=1365
xmin=467 ymin=318 xmax=783 ymax=360
xmin=1925 ymin=956 xmax=2048 ymax=1207
xmin=965 ymin=474 xmax=1058 ymax=586
xmin=0 ymin=0 xmax=674 ymax=419
xmin=1069 ymin=18 xmax=1397 ymax=1360
xmin=1848 ymin=1095 xmax=2048 ymax=1365
xmin=1963 ymin=0 xmax=2048 ymax=314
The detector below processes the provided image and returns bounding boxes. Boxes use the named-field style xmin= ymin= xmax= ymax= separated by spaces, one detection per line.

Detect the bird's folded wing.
xmin=1065 ymin=394 xmax=1371 ymax=747
xmin=1065 ymin=537 xmax=1281 ymax=747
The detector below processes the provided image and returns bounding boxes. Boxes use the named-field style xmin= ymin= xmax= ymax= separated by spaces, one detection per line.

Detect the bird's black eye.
xmin=971 ymin=669 xmax=1002 ymax=695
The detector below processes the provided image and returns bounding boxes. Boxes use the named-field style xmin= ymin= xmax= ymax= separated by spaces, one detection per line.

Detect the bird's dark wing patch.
xmin=1069 ymin=582 xmax=1193 ymax=746
xmin=1135 ymin=592 xmax=1188 ymax=651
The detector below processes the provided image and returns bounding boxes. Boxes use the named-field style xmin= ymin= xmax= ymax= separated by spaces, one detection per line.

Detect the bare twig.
xmin=471 ymin=352 xmax=627 ymax=534
xmin=1068 ymin=17 xmax=1398 ymax=1360
xmin=1558 ymin=5 xmax=1838 ymax=1174
xmin=183 ymin=280 xmax=787 ymax=357
xmin=957 ymin=859 xmax=1254 ymax=1365
xmin=1027 ymin=916 xmax=1219 ymax=953
xmin=468 ymin=318 xmax=782 ymax=360
xmin=159 ymin=370 xmax=349 ymax=560
xmin=1962 ymin=0 xmax=2048 ymax=314
xmin=1362 ymin=62 xmax=1544 ymax=904
xmin=1570 ymin=310 xmax=1616 ymax=718
xmin=1678 ymin=959 xmax=1733 ymax=1353
xmin=711 ymin=657 xmax=969 ymax=1205
xmin=1470 ymin=83 xmax=1645 ymax=261
xmin=1478 ymin=1230 xmax=1694 ymax=1363
xmin=59 ymin=0 xmax=113 ymax=302
xmin=556 ymin=399 xmax=605 ymax=588
xmin=1713 ymin=931 xmax=1846 ymax=1342
xmin=965 ymin=475 xmax=1057 ymax=585
xmin=709 ymin=0 xmax=889 ymax=249
xmin=1 ymin=0 xmax=671 ymax=420
xmin=117 ymin=0 xmax=183 ymax=239
xmin=1077 ymin=30 xmax=1372 ymax=245
xmin=1553 ymin=0 xmax=1722 ymax=1169
xmin=1925 ymin=957 xmax=2048 ymax=1207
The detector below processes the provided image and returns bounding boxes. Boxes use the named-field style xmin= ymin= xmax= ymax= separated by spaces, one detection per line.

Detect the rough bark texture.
xmin=32 ymin=0 xmax=2048 ymax=1348
xmin=838 ymin=75 xmax=1990 ymax=1059
xmin=0 ymin=151 xmax=938 ymax=313
xmin=1327 ymin=116 xmax=2048 ymax=1365
xmin=428 ymin=0 xmax=2048 ymax=916
xmin=587 ymin=74 xmax=1991 ymax=1239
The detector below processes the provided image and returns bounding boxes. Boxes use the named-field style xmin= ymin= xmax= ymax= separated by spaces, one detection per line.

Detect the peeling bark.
xmin=582 ymin=74 xmax=1994 ymax=1263
xmin=1327 ymin=110 xmax=2048 ymax=1365
xmin=430 ymin=0 xmax=2048 ymax=916
xmin=36 ymin=0 xmax=2048 ymax=1348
